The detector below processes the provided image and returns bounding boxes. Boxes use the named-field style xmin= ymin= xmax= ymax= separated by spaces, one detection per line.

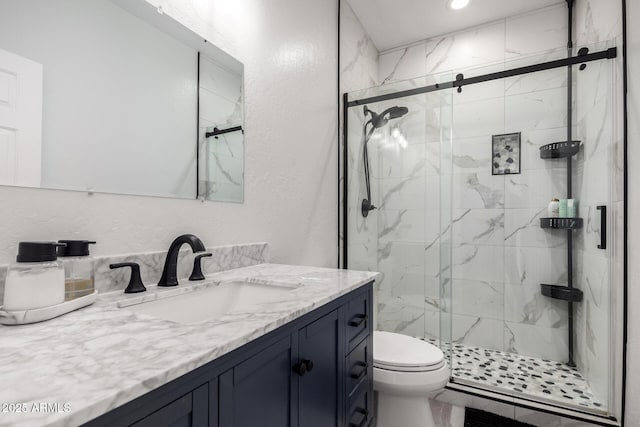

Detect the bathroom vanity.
xmin=0 ymin=260 xmax=377 ymax=427
xmin=87 ymin=283 xmax=373 ymax=427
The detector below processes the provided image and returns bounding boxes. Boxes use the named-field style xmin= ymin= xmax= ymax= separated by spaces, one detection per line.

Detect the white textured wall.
xmin=0 ymin=0 xmax=338 ymax=267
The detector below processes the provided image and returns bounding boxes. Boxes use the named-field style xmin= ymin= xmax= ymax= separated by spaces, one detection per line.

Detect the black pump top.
xmin=17 ymin=242 xmax=66 ymax=263
xmin=57 ymin=240 xmax=96 ymax=257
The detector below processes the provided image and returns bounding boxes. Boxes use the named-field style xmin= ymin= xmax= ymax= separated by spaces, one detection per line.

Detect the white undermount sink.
xmin=121 ymin=281 xmax=300 ymax=324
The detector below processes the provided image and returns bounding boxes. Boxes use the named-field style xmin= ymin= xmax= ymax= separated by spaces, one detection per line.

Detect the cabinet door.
xmin=219 ymin=336 xmax=294 ymax=427
xmin=298 ymin=310 xmax=340 ymax=427
xmin=131 ymin=384 xmax=208 ymax=427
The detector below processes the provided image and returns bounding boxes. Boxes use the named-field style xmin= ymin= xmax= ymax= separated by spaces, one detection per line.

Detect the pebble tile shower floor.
xmin=426 ymin=339 xmax=606 ymax=414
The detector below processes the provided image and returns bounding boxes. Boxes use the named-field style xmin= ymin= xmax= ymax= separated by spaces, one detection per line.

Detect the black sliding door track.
xmin=346 ymin=47 xmax=617 ymax=107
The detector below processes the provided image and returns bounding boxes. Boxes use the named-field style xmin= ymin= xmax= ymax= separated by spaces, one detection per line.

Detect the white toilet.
xmin=373 ymin=331 xmax=450 ymax=427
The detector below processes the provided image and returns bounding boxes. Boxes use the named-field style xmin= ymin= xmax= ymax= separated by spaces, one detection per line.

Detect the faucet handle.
xmin=110 ymin=262 xmax=147 ymax=294
xmin=189 ymin=253 xmax=212 ymax=281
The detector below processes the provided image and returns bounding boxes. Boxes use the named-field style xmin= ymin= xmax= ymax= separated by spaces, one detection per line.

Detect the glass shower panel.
xmin=443 ymin=45 xmax=615 ymax=416
xmin=573 ymin=41 xmax=616 ymax=414
xmin=344 ymin=43 xmax=618 ymax=417
xmin=345 ymin=72 xmax=454 ymax=365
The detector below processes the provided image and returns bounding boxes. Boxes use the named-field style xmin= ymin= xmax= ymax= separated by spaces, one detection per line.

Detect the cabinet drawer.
xmin=347 ymin=381 xmax=372 ymax=427
xmin=347 ymin=338 xmax=370 ymax=396
xmin=131 ymin=383 xmax=208 ymax=427
xmin=345 ymin=289 xmax=370 ymax=352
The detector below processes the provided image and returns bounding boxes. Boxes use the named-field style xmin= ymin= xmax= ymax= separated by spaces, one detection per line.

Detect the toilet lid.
xmin=373 ymin=331 xmax=444 ymax=370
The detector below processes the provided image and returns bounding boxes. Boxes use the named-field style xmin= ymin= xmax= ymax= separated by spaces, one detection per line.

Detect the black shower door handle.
xmin=597 ymin=205 xmax=606 ymax=250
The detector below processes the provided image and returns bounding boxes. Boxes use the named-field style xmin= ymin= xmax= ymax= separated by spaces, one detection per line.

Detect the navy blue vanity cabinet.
xmin=82 ymin=282 xmax=373 ymax=427
xmin=131 ymin=384 xmax=209 ymax=427
xmin=218 ymin=335 xmax=295 ymax=427
xmin=219 ymin=310 xmax=341 ymax=427
xmin=297 ymin=310 xmax=341 ymax=427
xmin=344 ymin=287 xmax=374 ymax=427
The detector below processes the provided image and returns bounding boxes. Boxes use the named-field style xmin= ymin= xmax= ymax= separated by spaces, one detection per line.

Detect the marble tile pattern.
xmin=339 ymin=0 xmax=379 ymax=271
xmin=344 ymin=1 xmax=623 ymax=418
xmin=372 ymin=27 xmax=576 ymax=363
xmin=92 ymin=242 xmax=269 ymax=294
xmin=428 ymin=339 xmax=606 ymax=415
xmin=0 ymin=243 xmax=269 ymax=307
xmin=0 ymin=263 xmax=379 ymax=427
xmin=345 ymin=4 xmax=622 ymax=417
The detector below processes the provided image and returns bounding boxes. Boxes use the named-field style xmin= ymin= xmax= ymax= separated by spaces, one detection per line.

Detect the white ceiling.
xmin=346 ymin=0 xmax=564 ymax=51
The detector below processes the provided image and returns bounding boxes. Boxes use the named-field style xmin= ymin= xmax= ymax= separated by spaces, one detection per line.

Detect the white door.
xmin=0 ymin=48 xmax=43 ymax=187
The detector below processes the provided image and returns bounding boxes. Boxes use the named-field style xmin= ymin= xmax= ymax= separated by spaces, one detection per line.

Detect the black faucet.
xmin=158 ymin=234 xmax=207 ymax=287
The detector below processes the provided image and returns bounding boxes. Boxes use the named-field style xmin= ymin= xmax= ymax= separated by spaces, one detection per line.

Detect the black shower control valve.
xmin=110 ymin=262 xmax=146 ymax=294
xmin=361 ymin=199 xmax=376 ymax=217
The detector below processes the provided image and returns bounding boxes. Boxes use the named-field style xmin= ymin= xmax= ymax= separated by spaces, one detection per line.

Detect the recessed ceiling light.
xmin=448 ymin=0 xmax=471 ymax=10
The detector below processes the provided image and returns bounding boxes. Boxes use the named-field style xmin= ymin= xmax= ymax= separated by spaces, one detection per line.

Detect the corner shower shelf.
xmin=539 ymin=140 xmax=581 ymax=159
xmin=540 ymin=217 xmax=583 ymax=229
xmin=540 ymin=284 xmax=583 ymax=302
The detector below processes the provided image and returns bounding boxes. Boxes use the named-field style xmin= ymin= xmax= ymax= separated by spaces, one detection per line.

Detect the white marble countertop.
xmin=0 ymin=264 xmax=378 ymax=427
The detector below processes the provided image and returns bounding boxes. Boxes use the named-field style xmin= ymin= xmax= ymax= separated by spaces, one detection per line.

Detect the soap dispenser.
xmin=57 ymin=240 xmax=96 ymax=301
xmin=3 ymin=242 xmax=66 ymax=311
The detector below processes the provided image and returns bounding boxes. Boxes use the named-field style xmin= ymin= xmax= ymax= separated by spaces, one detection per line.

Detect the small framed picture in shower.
xmin=492 ymin=132 xmax=521 ymax=175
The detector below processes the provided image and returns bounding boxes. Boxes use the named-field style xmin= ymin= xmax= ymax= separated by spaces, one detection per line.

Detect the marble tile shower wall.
xmin=339 ymin=0 xmax=624 ymax=418
xmin=374 ymin=4 xmax=575 ymax=361
xmin=340 ymin=1 xmax=379 ymax=283
xmin=368 ymin=0 xmax=624 ymax=411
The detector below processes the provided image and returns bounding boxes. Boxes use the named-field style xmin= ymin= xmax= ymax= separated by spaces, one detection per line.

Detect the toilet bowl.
xmin=373 ymin=331 xmax=450 ymax=427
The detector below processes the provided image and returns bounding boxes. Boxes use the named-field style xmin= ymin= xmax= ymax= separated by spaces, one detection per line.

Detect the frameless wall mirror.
xmin=0 ymin=0 xmax=244 ymax=202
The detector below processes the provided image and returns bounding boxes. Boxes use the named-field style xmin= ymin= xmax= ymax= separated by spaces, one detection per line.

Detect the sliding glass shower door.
xmin=343 ymin=42 xmax=620 ymax=418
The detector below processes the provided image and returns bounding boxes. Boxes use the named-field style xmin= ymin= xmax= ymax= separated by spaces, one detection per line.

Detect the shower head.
xmin=360 ymin=104 xmax=410 ymax=219
xmin=364 ymin=105 xmax=409 ymax=129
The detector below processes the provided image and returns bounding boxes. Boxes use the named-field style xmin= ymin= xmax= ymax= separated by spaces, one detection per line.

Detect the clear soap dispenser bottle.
xmin=57 ymin=240 xmax=96 ymax=301
xmin=3 ymin=242 xmax=66 ymax=311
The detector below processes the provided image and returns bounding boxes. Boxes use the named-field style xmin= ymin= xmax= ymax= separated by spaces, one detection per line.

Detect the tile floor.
xmin=426 ymin=339 xmax=606 ymax=415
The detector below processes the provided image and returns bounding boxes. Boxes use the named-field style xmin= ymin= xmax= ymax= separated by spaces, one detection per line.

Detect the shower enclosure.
xmin=341 ymin=42 xmax=622 ymax=421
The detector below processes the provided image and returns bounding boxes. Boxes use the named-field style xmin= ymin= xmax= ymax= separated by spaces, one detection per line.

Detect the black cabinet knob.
xmin=293 ymin=359 xmax=314 ymax=376
xmin=350 ymin=362 xmax=368 ymax=380
xmin=110 ymin=262 xmax=146 ymax=294
xmin=348 ymin=314 xmax=368 ymax=327
xmin=293 ymin=361 xmax=307 ymax=376
xmin=349 ymin=408 xmax=368 ymax=427
xmin=304 ymin=359 xmax=314 ymax=372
